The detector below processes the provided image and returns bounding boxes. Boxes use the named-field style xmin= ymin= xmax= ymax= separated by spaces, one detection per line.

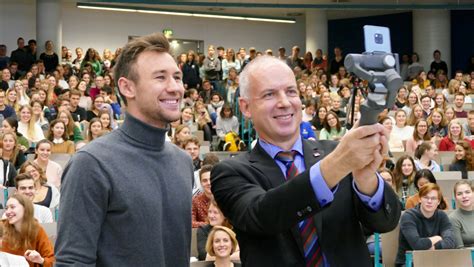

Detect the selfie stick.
xmin=344 ymin=52 xmax=403 ymax=126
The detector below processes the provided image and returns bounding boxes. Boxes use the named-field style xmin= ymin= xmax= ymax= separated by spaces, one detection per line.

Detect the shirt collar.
xmin=258 ymin=136 xmax=303 ymax=159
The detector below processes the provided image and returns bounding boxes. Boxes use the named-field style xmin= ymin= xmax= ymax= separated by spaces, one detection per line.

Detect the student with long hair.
xmin=33 ymin=140 xmax=62 ymax=188
xmin=391 ymin=109 xmax=414 ymax=143
xmin=319 ymin=111 xmax=346 ymax=141
xmin=396 ymin=183 xmax=455 ymax=266
xmin=1 ymin=194 xmax=55 ymax=266
xmin=405 ymin=119 xmax=431 ymax=153
xmin=405 ymin=169 xmax=448 ymax=209
xmin=449 ymin=140 xmax=474 ymax=179
xmin=47 ymin=120 xmax=75 ymax=154
xmin=5 ymin=88 xmax=21 ymax=114
xmin=216 ymin=104 xmax=239 ymax=142
xmin=19 ymin=161 xmax=60 ymax=208
xmin=172 ymin=124 xmax=191 ymax=148
xmin=56 ymin=110 xmax=83 ymax=143
xmin=86 ymin=118 xmax=104 ymax=142
xmin=393 ymin=155 xmax=417 ymax=204
xmin=439 ymin=119 xmax=474 ymax=151
xmin=407 ymin=104 xmax=424 ymax=126
xmin=449 ymin=181 xmax=474 ymax=248
xmin=0 ymin=132 xmax=26 ymax=169
xmin=17 ymin=105 xmax=45 ymax=146
xmin=310 ymin=105 xmax=327 ymax=131
xmin=2 ymin=117 xmax=29 ymax=151
xmin=427 ymin=108 xmax=448 ymax=141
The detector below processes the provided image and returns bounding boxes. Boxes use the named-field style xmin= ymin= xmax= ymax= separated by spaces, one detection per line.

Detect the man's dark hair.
xmin=28 ymin=39 xmax=36 ymax=46
xmin=100 ymin=85 xmax=113 ymax=95
xmin=15 ymin=173 xmax=35 ymax=189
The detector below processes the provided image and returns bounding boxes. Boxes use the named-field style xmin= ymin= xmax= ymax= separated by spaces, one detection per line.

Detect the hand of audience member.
xmin=24 ymin=250 xmax=44 ymax=264
xmin=320 ymin=122 xmax=387 ymax=191
xmin=429 ymin=235 xmax=443 ymax=246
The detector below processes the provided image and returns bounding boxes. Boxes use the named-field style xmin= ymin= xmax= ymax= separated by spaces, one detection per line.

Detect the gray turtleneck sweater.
xmin=449 ymin=208 xmax=474 ymax=248
xmin=55 ymin=113 xmax=194 ymax=266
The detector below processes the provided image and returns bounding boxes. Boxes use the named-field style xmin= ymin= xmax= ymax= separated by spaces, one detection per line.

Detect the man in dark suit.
xmin=211 ymin=56 xmax=401 ymax=267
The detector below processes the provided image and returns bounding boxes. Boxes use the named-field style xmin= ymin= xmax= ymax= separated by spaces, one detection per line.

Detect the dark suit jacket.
xmin=211 ymin=139 xmax=401 ymax=267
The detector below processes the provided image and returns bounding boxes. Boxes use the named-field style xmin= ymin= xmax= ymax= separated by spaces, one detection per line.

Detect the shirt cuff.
xmin=352 ymin=174 xmax=385 ymax=211
xmin=309 ymin=161 xmax=337 ymax=207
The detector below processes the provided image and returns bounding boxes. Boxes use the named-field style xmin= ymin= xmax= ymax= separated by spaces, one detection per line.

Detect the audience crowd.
xmin=0 ymin=36 xmax=473 ymax=266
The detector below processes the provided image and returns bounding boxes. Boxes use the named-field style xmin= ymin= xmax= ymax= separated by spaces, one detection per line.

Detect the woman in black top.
xmin=39 ymin=40 xmax=59 ymax=74
xmin=311 ymin=106 xmax=328 ymax=131
xmin=449 ymin=140 xmax=474 ymax=179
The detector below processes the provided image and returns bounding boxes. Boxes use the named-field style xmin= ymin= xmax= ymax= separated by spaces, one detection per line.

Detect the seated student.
xmin=449 ymin=140 xmax=474 ymax=179
xmin=2 ymin=117 xmax=29 ymax=151
xmin=47 ymin=120 xmax=75 ymax=155
xmin=391 ymin=109 xmax=414 ymax=144
xmin=1 ymin=132 xmax=26 ymax=169
xmin=69 ymin=90 xmax=87 ymax=122
xmin=56 ymin=110 xmax=83 ymax=143
xmin=439 ymin=119 xmax=474 ymax=151
xmin=329 ymin=94 xmax=346 ymax=118
xmin=310 ymin=105 xmax=327 ymax=131
xmin=405 ymin=169 xmax=448 ymax=210
xmin=319 ymin=111 xmax=346 ymax=141
xmin=12 ymin=173 xmax=53 ymax=223
xmin=427 ymin=108 xmax=448 ymax=143
xmin=86 ymin=95 xmax=105 ymax=122
xmin=32 ymin=140 xmax=62 ymax=189
xmin=180 ymin=107 xmax=195 ymax=129
xmin=449 ymin=180 xmax=474 ymax=248
xmin=98 ymin=109 xmax=115 ymax=133
xmin=204 ymin=226 xmax=241 ymax=267
xmin=99 ymin=86 xmax=121 ymax=119
xmin=393 ymin=155 xmax=417 ymax=204
xmin=197 ymin=200 xmax=237 ymax=261
xmin=453 ymin=92 xmax=467 ymax=118
xmin=193 ymin=101 xmax=213 ymax=142
xmin=301 ymin=99 xmax=315 ymax=122
xmin=86 ymin=117 xmax=104 ymax=143
xmin=464 ymin=111 xmax=474 ymax=139
xmin=17 ymin=105 xmax=45 ymax=146
xmin=414 ymin=142 xmax=441 ymax=172
xmin=1 ymin=194 xmax=55 ymax=266
xmin=192 ymin=153 xmax=220 ymax=197
xmin=192 ymin=165 xmax=213 ymax=228
xmin=207 ymin=92 xmax=224 ymax=125
xmin=396 ymin=183 xmax=455 ymax=266
xmin=172 ymin=124 xmax=191 ymax=148
xmin=183 ymin=136 xmax=201 ymax=171
xmin=30 ymin=101 xmax=49 ymax=132
xmin=216 ymin=104 xmax=239 ymax=143
xmin=405 ymin=119 xmax=431 ymax=153
xmin=300 ymin=121 xmax=316 ymax=141
xmin=19 ymin=161 xmax=60 ymax=209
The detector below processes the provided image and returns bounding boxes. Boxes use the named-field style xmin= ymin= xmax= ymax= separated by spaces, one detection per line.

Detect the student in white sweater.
xmin=391 ymin=109 xmax=414 ymax=146
xmin=216 ymin=104 xmax=239 ymax=141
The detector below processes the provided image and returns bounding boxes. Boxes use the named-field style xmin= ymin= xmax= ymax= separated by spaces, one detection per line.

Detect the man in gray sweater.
xmin=55 ymin=33 xmax=194 ymax=266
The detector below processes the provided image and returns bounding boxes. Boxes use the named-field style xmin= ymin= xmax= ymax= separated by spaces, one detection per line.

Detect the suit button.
xmin=297 ymin=211 xmax=303 ymax=217
xmin=306 ymin=206 xmax=312 ymax=212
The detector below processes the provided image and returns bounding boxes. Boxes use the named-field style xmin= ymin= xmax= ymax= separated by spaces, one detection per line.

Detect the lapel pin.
xmin=313 ymin=152 xmax=320 ymax=157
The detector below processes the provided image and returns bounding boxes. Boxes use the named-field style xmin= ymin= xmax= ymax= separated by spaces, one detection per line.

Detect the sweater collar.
xmin=120 ymin=112 xmax=169 ymax=150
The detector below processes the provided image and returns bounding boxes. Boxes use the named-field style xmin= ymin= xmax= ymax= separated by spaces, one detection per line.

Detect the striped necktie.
xmin=275 ymin=151 xmax=324 ymax=267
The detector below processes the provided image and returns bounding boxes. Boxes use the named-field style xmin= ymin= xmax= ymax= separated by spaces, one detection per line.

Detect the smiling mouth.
xmin=273 ymin=114 xmax=293 ymax=120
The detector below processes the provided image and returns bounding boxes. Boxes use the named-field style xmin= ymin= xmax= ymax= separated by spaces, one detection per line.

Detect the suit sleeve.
xmin=211 ymin=160 xmax=322 ymax=236
xmin=354 ymin=179 xmax=402 ymax=233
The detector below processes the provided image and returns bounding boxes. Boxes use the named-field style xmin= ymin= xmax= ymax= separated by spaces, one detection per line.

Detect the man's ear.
xmin=117 ymin=77 xmax=136 ymax=101
xmin=238 ymin=97 xmax=252 ymax=120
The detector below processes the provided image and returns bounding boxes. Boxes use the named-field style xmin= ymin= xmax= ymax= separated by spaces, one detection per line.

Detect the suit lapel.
xmin=249 ymin=142 xmax=287 ymax=188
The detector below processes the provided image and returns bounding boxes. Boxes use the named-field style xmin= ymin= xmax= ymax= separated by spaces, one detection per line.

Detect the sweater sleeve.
xmin=232 ymin=117 xmax=239 ymax=134
xmin=36 ymin=226 xmax=56 ymax=267
xmin=67 ymin=141 xmax=76 ymax=154
xmin=434 ymin=211 xmax=456 ymax=249
xmin=400 ymin=212 xmax=433 ymax=250
xmin=449 ymin=213 xmax=464 ymax=248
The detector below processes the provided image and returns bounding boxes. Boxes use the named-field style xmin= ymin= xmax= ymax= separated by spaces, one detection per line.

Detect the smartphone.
xmin=364 ymin=25 xmax=391 ymax=53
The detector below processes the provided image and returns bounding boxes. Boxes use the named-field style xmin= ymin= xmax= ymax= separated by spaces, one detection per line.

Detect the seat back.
xmin=381 ymin=223 xmax=400 ymax=267
xmin=191 ymin=228 xmax=198 ymax=258
xmin=412 ymin=249 xmax=472 ymax=267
